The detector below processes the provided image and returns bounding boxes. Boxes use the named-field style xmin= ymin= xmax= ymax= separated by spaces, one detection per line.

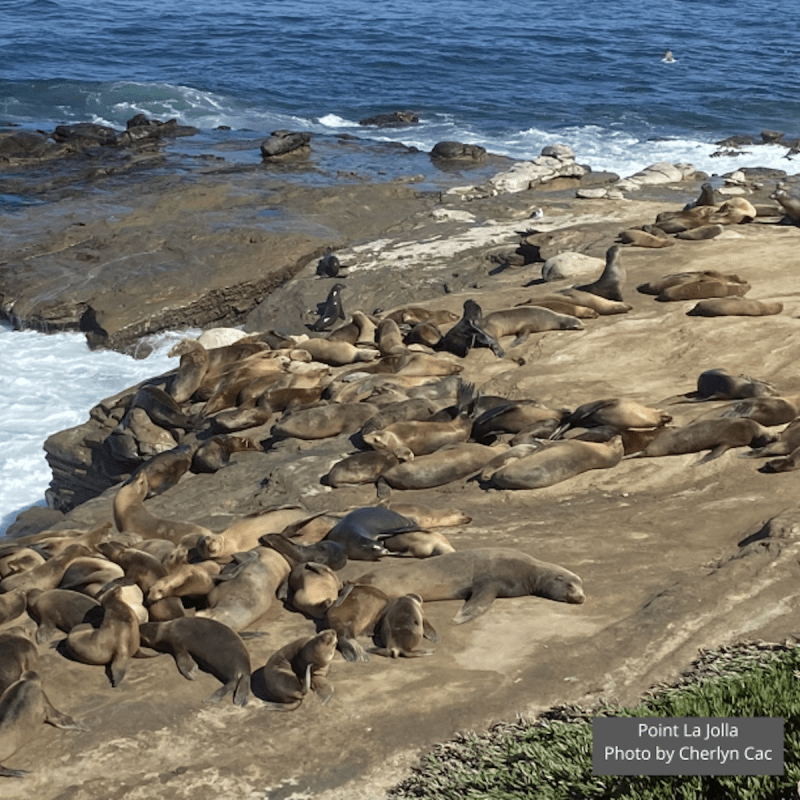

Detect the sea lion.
xmin=257 ymin=630 xmax=338 ymax=709
xmin=772 ymin=189 xmax=800 ymax=224
xmin=326 ymin=507 xmax=420 ymax=560
xmin=0 ymin=670 xmax=87 ymax=778
xmin=64 ymin=584 xmax=141 ymax=687
xmin=553 ymin=398 xmax=671 ymax=438
xmin=139 ymin=617 xmax=251 ymax=705
xmin=197 ymin=506 xmax=311 ymax=561
xmin=300 ymin=338 xmax=378 ymax=366
xmin=385 ymin=307 xmax=459 ymax=326
xmin=369 ymin=594 xmax=438 ymax=658
xmin=480 ymin=306 xmax=584 ymax=340
xmin=405 ymin=321 xmax=442 ymax=347
xmin=675 ymin=224 xmax=724 ymax=240
xmin=382 ymin=531 xmax=455 ymax=557
xmin=131 ymin=445 xmax=193 ymax=496
xmin=515 ymin=297 xmax=599 ymax=319
xmin=324 ymin=584 xmax=390 ymax=662
xmin=196 ymin=547 xmax=290 ymax=631
xmin=376 ymin=318 xmax=410 ymax=357
xmin=0 ymin=544 xmax=91 ymax=594
xmin=57 ymin=557 xmax=125 ymax=596
xmin=636 ymin=418 xmax=776 ymax=460
xmin=26 ymin=589 xmax=103 ymax=644
xmin=435 ymin=299 xmax=504 ymax=358
xmin=327 ymin=448 xmax=414 ymax=487
xmin=574 ymin=245 xmax=625 ymax=301
xmin=709 ymin=197 xmax=757 ymax=226
xmin=471 ymin=400 xmax=566 ymax=443
xmin=696 ymin=369 xmax=777 ymax=400
xmin=743 ymin=419 xmax=800 ymax=459
xmin=259 ymin=534 xmax=348 ymax=571
xmin=762 ymin=446 xmax=800 ymax=473
xmin=0 ymin=549 xmax=45 ymax=579
xmin=146 ymin=560 xmax=221 ymax=602
xmin=657 ymin=276 xmax=751 ymax=302
xmin=662 ymin=49 xmax=676 ymax=63
xmin=210 ymin=406 xmax=274 ymax=433
xmin=113 ymin=471 xmax=213 ymax=545
xmin=279 ymin=562 xmax=340 ymax=618
xmin=352 ymin=548 xmax=585 ymax=623
xmin=310 ymin=283 xmax=346 ymax=331
xmin=0 ymin=589 xmax=26 ymax=626
xmin=360 ymin=396 xmax=443 ymax=436
xmin=557 ymin=288 xmax=632 ymax=315
xmin=0 ymin=627 xmax=38 ymax=694
xmin=618 ymin=229 xmax=674 ymax=248
xmin=167 ymin=338 xmax=210 ymax=403
xmin=364 ymin=416 xmax=472 ymax=457
xmin=272 ymin=402 xmax=378 ymax=440
xmin=654 ymin=205 xmax=716 ymax=233
xmin=384 ymin=504 xmax=471 ymax=528
xmin=687 ymin=297 xmax=783 ymax=317
xmin=380 ymin=443 xmax=496 ymax=490
xmin=696 ymin=396 xmax=798 ymax=427
xmin=191 ymin=435 xmax=262 ymax=473
xmin=482 ymin=437 xmax=624 ymax=489
xmin=316 ymin=250 xmax=341 ymax=277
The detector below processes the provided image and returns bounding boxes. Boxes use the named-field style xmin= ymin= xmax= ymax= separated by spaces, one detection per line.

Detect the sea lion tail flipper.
xmin=43 ymin=696 xmax=90 ymax=732
xmin=262 ymin=699 xmax=303 ymax=711
xmin=233 ymin=674 xmax=250 ymax=707
xmin=313 ymin=677 xmax=334 ymax=705
xmin=453 ymin=583 xmax=499 ymax=624
xmin=301 ymin=663 xmax=312 ymax=695
xmin=0 ymin=765 xmax=29 ymax=778
xmin=108 ymin=657 xmax=129 ymax=688
xmin=696 ymin=444 xmax=731 ymax=464
xmin=376 ymin=477 xmax=391 ymax=500
xmin=423 ymin=619 xmax=439 ymax=643
xmin=332 ymin=583 xmax=356 ymax=608
xmin=337 ymin=636 xmax=368 ymax=662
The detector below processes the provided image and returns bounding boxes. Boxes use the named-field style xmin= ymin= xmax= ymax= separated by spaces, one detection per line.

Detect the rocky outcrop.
xmin=485 ymin=144 xmax=588 ymax=193
xmin=430 ymin=141 xmax=487 ymax=161
xmin=359 ymin=110 xmax=419 ymax=127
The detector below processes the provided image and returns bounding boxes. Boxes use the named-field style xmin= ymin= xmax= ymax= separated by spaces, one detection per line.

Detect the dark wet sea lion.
xmin=310 ymin=283 xmax=346 ymax=331
xmin=352 ymin=548 xmax=585 ymax=623
xmin=326 ymin=507 xmax=420 ymax=560
xmin=259 ymin=533 xmax=348 ymax=571
xmin=139 ymin=617 xmax=251 ymax=705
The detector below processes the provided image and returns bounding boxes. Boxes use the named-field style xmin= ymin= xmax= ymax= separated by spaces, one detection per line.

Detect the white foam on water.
xmin=0 ymin=323 xmax=188 ymax=536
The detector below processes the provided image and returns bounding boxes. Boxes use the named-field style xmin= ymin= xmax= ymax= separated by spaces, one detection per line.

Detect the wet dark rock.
xmin=260 ymin=130 xmax=312 ymax=158
xmin=358 ymin=110 xmax=418 ymax=128
xmin=430 ymin=141 xmax=487 ymax=161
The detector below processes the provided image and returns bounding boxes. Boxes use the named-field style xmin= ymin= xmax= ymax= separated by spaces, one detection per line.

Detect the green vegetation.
xmin=391 ymin=642 xmax=800 ymax=800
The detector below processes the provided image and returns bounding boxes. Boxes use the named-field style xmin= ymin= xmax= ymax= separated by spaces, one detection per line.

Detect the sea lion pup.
xmin=405 ymin=320 xmax=443 ymax=347
xmin=65 ymin=584 xmax=141 ymax=687
xmin=0 ymin=544 xmax=91 ymax=594
xmin=480 ymin=306 xmax=584 ymax=341
xmin=326 ymin=507 xmax=421 ymax=561
xmin=471 ymin=400 xmax=567 ymax=443
xmin=695 ymin=368 xmax=778 ymax=400
xmin=515 ymin=297 xmax=599 ymax=319
xmin=299 ymin=337 xmax=378 ymax=366
xmin=196 ymin=547 xmax=290 ymax=632
xmin=113 ymin=471 xmax=213 ymax=546
xmin=197 ymin=506 xmax=311 ymax=561
xmin=481 ymin=437 xmax=624 ymax=490
xmin=278 ymin=562 xmax=340 ymax=618
xmin=271 ymin=401 xmax=378 ymax=440
xmin=762 ymin=446 xmax=800 ymax=473
xmin=695 ymin=396 xmax=798 ymax=427
xmin=435 ymin=299 xmax=504 ymax=358
xmin=191 ymin=434 xmax=262 ymax=473
xmin=0 ymin=670 xmax=87 ymax=779
xmin=27 ymin=589 xmax=102 ymax=644
xmin=256 ymin=629 xmax=338 ymax=710
xmin=772 ymin=188 xmax=800 ymax=225
xmin=138 ymin=618 xmax=251 ymax=706
xmin=743 ymin=419 xmax=800 ymax=459
xmin=618 ymin=229 xmax=675 ymax=248
xmin=97 ymin=542 xmax=184 ymax=622
xmin=634 ymin=418 xmax=776 ymax=460
xmin=376 ymin=318 xmax=410 ymax=357
xmin=259 ymin=534 xmax=348 ymax=571
xmin=0 ymin=589 xmax=26 ymax=626
xmin=552 ymin=398 xmax=672 ymax=439
xmin=131 ymin=445 xmax=193 ymax=496
xmin=324 ymin=584 xmax=390 ymax=662
xmin=167 ymin=338 xmax=211 ymax=403
xmin=0 ymin=549 xmax=45 ymax=579
xmin=574 ymin=244 xmax=625 ymax=301
xmin=380 ymin=442 xmax=497 ymax=490
xmin=557 ymin=288 xmax=632 ymax=315
xmin=352 ymin=548 xmax=585 ymax=623
xmin=654 ymin=204 xmax=716 ymax=233
xmin=316 ymin=249 xmax=341 ymax=277
xmin=688 ymin=297 xmax=784 ymax=317
xmin=146 ymin=560 xmax=221 ymax=603
xmin=310 ymin=283 xmax=346 ymax=332
xmin=382 ymin=531 xmax=455 ymax=557
xmin=327 ymin=448 xmax=414 ymax=487
xmin=369 ymin=594 xmax=438 ymax=658
xmin=674 ymin=224 xmax=724 ymax=241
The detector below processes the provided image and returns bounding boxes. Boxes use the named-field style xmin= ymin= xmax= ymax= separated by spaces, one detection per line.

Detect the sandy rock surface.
xmin=2 ymin=146 xmax=800 ymax=798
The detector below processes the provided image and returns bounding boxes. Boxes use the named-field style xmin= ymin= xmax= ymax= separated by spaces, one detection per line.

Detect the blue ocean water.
xmin=2 ymin=0 xmax=799 ymax=176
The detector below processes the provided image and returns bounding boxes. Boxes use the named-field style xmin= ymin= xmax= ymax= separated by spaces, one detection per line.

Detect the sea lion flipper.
xmin=174 ymin=647 xmax=200 ymax=680
xmin=453 ymin=582 xmax=499 ymax=624
xmin=333 ymin=583 xmax=356 ymax=608
xmin=232 ymin=674 xmax=250 ymax=707
xmin=0 ymin=765 xmax=29 ymax=778
xmin=422 ymin=619 xmax=439 ymax=643
xmin=337 ymin=636 xmax=368 ymax=662
xmin=696 ymin=444 xmax=731 ymax=464
xmin=43 ymin=696 xmax=89 ymax=732
xmin=262 ymin=699 xmax=303 ymax=712
xmin=313 ymin=677 xmax=334 ymax=705
xmin=108 ymin=657 xmax=129 ymax=688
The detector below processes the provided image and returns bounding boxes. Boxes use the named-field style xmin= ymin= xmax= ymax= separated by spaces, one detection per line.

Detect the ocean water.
xmin=1 ymin=0 xmax=799 ymax=531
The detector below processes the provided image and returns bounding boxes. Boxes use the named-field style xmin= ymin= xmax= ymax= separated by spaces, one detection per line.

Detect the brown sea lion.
xmin=382 ymin=531 xmax=455 ymax=557
xmin=0 ymin=549 xmax=45 ymax=579
xmin=762 ymin=446 xmax=800 ymax=473
xmin=299 ymin=338 xmax=378 ymax=366
xmin=384 ymin=504 xmax=471 ymax=528
xmin=324 ymin=584 xmax=389 ymax=662
xmin=0 ymin=627 xmax=38 ymax=694
xmin=191 ymin=435 xmax=262 ymax=473
xmin=352 ymin=548 xmax=585 ymax=623
xmin=272 ymin=402 xmax=378 ymax=440
xmin=0 ymin=544 xmax=91 ymax=594
xmin=636 ymin=418 xmax=776 ymax=460
xmin=744 ymin=419 xmax=800 ymax=459
xmin=554 ymin=398 xmax=672 ymax=437
xmin=405 ymin=321 xmax=443 ymax=347
xmin=0 ymin=589 xmax=27 ymax=627
xmin=327 ymin=448 xmax=414 ymax=487
xmin=657 ymin=276 xmax=751 ymax=302
xmin=65 ymin=584 xmax=141 ymax=687
xmin=380 ymin=442 xmax=496 ymax=490
xmin=376 ymin=318 xmax=410 ymax=357
xmin=167 ymin=338 xmax=210 ymax=403
xmin=279 ymin=562 xmax=340 ymax=618
xmin=139 ymin=617 xmax=251 ymax=705
xmin=369 ymin=594 xmax=438 ymax=658
xmin=557 ymin=288 xmax=632 ymax=315
xmin=257 ymin=630 xmax=338 ymax=709
xmin=687 ymin=297 xmax=783 ymax=317
xmin=696 ymin=369 xmax=778 ymax=400
xmin=26 ymin=589 xmax=103 ymax=644
xmin=675 ymin=224 xmax=724 ymax=240
xmin=574 ymin=244 xmax=625 ymax=301
xmin=146 ymin=560 xmax=221 ymax=602
xmin=480 ymin=306 xmax=584 ymax=340
xmin=364 ymin=416 xmax=472 ymax=457
xmin=515 ymin=298 xmax=599 ymax=319
xmin=618 ymin=229 xmax=675 ymax=248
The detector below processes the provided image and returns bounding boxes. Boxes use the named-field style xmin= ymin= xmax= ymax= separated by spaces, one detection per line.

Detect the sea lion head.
xmin=537 ymin=566 xmax=585 ymax=604
xmin=197 ymin=533 xmax=224 ymax=560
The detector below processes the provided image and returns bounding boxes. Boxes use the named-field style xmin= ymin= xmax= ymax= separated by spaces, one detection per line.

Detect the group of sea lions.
xmin=3 ymin=182 xmax=800 ymax=778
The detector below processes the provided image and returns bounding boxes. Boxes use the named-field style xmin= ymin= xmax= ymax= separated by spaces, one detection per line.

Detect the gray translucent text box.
xmin=593 ymin=717 xmax=783 ymax=776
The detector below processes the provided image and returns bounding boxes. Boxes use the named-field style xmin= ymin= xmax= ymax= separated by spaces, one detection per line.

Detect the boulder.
xmin=486 ymin=144 xmax=588 ymax=194
xmin=358 ymin=111 xmax=419 ymax=128
xmin=541 ymin=252 xmax=604 ymax=282
xmin=430 ymin=141 xmax=487 ymax=161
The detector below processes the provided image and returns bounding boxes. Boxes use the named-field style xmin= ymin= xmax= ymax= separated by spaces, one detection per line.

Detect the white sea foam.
xmin=0 ymin=323 xmax=188 ymax=536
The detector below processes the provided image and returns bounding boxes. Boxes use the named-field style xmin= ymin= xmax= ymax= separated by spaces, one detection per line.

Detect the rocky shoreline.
xmin=2 ymin=124 xmax=800 ymax=800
